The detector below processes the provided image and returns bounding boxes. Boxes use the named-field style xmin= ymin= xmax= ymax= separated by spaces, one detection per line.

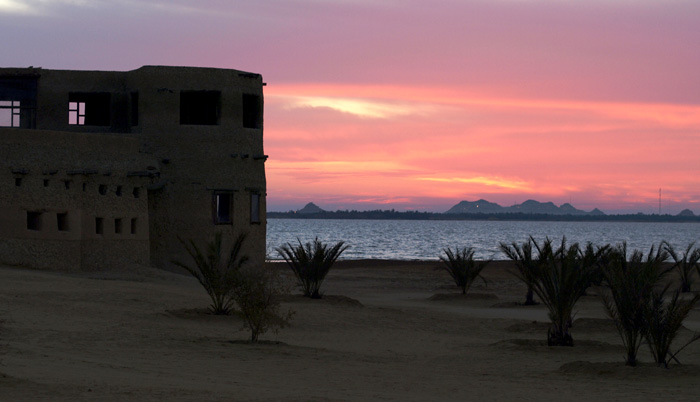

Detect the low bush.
xmin=233 ymin=266 xmax=294 ymax=343
xmin=439 ymin=247 xmax=490 ymax=294
xmin=276 ymin=238 xmax=348 ymax=299
xmin=172 ymin=233 xmax=248 ymax=315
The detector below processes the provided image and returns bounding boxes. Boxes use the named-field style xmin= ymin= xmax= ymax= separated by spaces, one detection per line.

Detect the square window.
xmin=0 ymin=100 xmax=21 ymax=127
xmin=213 ymin=192 xmax=232 ymax=224
xmin=57 ymin=213 xmax=69 ymax=232
xmin=68 ymin=93 xmax=111 ymax=126
xmin=180 ymin=91 xmax=220 ymax=125
xmin=114 ymin=218 xmax=122 ymax=234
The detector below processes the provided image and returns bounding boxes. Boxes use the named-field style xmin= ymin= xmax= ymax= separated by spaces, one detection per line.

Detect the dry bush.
xmin=233 ymin=266 xmax=293 ymax=343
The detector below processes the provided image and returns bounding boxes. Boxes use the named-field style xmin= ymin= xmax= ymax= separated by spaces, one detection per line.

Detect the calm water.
xmin=266 ymin=218 xmax=700 ymax=261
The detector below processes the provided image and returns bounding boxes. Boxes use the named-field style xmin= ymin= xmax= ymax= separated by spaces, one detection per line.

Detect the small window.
xmin=130 ymin=218 xmax=137 ymax=235
xmin=95 ymin=217 xmax=104 ymax=235
xmin=242 ymin=94 xmax=262 ymax=129
xmin=82 ymin=182 xmax=87 ymax=192
xmin=57 ymin=213 xmax=68 ymax=232
xmin=213 ymin=192 xmax=232 ymax=224
xmin=68 ymin=93 xmax=111 ymax=126
xmin=130 ymin=92 xmax=139 ymax=126
xmin=133 ymin=187 xmax=140 ymax=198
xmin=180 ymin=91 xmax=220 ymax=125
xmin=116 ymin=186 xmax=122 ymax=196
xmin=15 ymin=177 xmax=22 ymax=187
xmin=43 ymin=179 xmax=49 ymax=187
xmin=250 ymin=193 xmax=261 ymax=224
xmin=114 ymin=218 xmax=122 ymax=234
xmin=0 ymin=100 xmax=21 ymax=127
xmin=27 ymin=211 xmax=41 ymax=231
xmin=99 ymin=184 xmax=107 ymax=195
xmin=64 ymin=180 xmax=71 ymax=190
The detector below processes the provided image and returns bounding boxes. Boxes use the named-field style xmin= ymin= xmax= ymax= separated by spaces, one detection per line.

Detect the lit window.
xmin=68 ymin=102 xmax=86 ymax=125
xmin=68 ymin=93 xmax=111 ymax=126
xmin=0 ymin=100 xmax=21 ymax=127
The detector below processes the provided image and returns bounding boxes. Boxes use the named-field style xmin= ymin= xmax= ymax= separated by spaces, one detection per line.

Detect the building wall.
xmin=0 ymin=129 xmax=155 ymax=270
xmin=0 ymin=66 xmax=267 ymax=271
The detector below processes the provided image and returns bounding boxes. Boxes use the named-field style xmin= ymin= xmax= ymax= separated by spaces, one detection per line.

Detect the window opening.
xmin=68 ymin=93 xmax=111 ymax=126
xmin=95 ymin=217 xmax=104 ymax=235
xmin=43 ymin=179 xmax=49 ymax=187
xmin=133 ymin=187 xmax=140 ymax=198
xmin=27 ymin=211 xmax=41 ymax=231
xmin=116 ymin=186 xmax=122 ymax=196
xmin=114 ymin=218 xmax=122 ymax=234
xmin=130 ymin=92 xmax=139 ymax=126
xmin=68 ymin=101 xmax=86 ymax=125
xmin=0 ymin=100 xmax=21 ymax=127
xmin=250 ymin=193 xmax=261 ymax=224
xmin=64 ymin=180 xmax=71 ymax=190
xmin=213 ymin=192 xmax=232 ymax=224
xmin=99 ymin=184 xmax=107 ymax=195
xmin=15 ymin=177 xmax=22 ymax=187
xmin=57 ymin=213 xmax=68 ymax=232
xmin=82 ymin=182 xmax=87 ymax=192
xmin=242 ymin=94 xmax=262 ymax=129
xmin=180 ymin=91 xmax=220 ymax=125
xmin=130 ymin=218 xmax=137 ymax=235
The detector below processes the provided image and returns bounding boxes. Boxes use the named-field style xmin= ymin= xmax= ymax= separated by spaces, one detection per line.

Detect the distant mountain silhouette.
xmin=445 ymin=199 xmax=603 ymax=215
xmin=297 ymin=202 xmax=325 ymax=214
xmin=678 ymin=209 xmax=695 ymax=217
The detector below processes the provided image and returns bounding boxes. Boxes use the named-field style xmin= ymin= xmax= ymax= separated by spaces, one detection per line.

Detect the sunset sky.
xmin=2 ymin=0 xmax=699 ymax=214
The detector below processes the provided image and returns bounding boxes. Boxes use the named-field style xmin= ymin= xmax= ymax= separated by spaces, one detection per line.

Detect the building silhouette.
xmin=0 ymin=66 xmax=266 ymax=271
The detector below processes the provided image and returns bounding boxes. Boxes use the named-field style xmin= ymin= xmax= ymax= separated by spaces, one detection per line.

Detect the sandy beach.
xmin=2 ymin=260 xmax=700 ymax=401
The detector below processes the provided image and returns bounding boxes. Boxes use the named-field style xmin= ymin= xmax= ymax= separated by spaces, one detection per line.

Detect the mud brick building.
xmin=0 ymin=66 xmax=266 ymax=271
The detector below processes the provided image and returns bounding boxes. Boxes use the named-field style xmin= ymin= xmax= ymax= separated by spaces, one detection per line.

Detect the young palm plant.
xmin=172 ymin=233 xmax=248 ymax=315
xmin=499 ymin=238 xmax=538 ymax=305
xmin=645 ymin=286 xmax=700 ymax=367
xmin=530 ymin=237 xmax=598 ymax=346
xmin=601 ymin=243 xmax=670 ymax=366
xmin=662 ymin=241 xmax=700 ymax=293
xmin=439 ymin=247 xmax=491 ymax=295
xmin=276 ymin=238 xmax=349 ymax=299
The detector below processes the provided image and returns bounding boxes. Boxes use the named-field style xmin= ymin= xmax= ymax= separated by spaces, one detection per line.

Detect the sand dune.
xmin=1 ymin=260 xmax=699 ymax=401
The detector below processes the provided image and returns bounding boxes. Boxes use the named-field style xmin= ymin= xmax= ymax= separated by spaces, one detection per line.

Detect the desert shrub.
xmin=233 ymin=266 xmax=294 ymax=343
xmin=499 ymin=238 xmax=538 ymax=305
xmin=276 ymin=238 xmax=348 ymax=299
xmin=662 ymin=241 xmax=700 ymax=293
xmin=601 ymin=243 xmax=670 ymax=366
xmin=439 ymin=247 xmax=490 ymax=294
xmin=172 ymin=233 xmax=248 ymax=315
xmin=645 ymin=287 xmax=700 ymax=367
